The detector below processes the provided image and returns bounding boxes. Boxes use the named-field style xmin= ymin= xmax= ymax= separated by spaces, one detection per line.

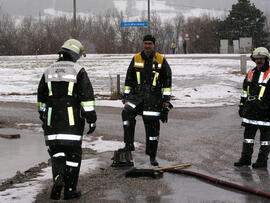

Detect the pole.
xmin=73 ymin=0 xmax=77 ymax=36
xmin=148 ymin=0 xmax=150 ymax=32
xmin=240 ymin=55 xmax=247 ymax=74
xmin=117 ymin=74 xmax=120 ymax=98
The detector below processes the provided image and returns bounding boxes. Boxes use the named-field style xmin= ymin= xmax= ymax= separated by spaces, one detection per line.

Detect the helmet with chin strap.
xmin=251 ymin=47 xmax=270 ymax=62
xmin=58 ymin=39 xmax=86 ymax=62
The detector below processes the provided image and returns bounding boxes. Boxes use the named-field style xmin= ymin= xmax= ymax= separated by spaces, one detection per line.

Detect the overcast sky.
xmin=0 ymin=0 xmax=269 ymax=17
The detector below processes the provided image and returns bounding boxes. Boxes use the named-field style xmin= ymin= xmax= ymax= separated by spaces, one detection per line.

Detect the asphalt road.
xmin=0 ymin=102 xmax=269 ymax=202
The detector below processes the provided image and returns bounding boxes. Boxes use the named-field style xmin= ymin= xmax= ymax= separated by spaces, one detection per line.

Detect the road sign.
xmin=120 ymin=22 xmax=148 ymax=27
xmin=166 ymin=31 xmax=174 ymax=35
xmin=184 ymin=33 xmax=190 ymax=41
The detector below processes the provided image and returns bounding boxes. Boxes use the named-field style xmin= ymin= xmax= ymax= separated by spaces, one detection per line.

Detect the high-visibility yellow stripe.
xmin=247 ymin=86 xmax=250 ymax=95
xmin=258 ymin=86 xmax=266 ymax=100
xmin=47 ymin=107 xmax=52 ymax=126
xmin=48 ymin=82 xmax=52 ymax=96
xmin=136 ymin=72 xmax=140 ymax=85
xmin=68 ymin=82 xmax=74 ymax=96
xmin=162 ymin=88 xmax=172 ymax=92
xmin=152 ymin=72 xmax=159 ymax=86
xmin=67 ymin=107 xmax=75 ymax=126
xmin=123 ymin=86 xmax=132 ymax=90
xmin=37 ymin=102 xmax=46 ymax=107
xmin=80 ymin=101 xmax=95 ymax=107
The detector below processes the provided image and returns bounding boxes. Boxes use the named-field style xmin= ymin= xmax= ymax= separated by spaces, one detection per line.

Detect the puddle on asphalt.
xmin=103 ymin=188 xmax=163 ymax=202
xmin=0 ymin=128 xmax=49 ymax=182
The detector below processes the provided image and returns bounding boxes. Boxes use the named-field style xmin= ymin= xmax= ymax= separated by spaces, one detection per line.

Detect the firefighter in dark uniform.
xmin=234 ymin=47 xmax=270 ymax=169
xmin=37 ymin=39 xmax=97 ymax=200
xmin=121 ymin=35 xmax=172 ymax=166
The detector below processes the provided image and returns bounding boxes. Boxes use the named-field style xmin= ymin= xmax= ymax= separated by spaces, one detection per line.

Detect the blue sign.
xmin=166 ymin=32 xmax=174 ymax=35
xmin=120 ymin=22 xmax=148 ymax=27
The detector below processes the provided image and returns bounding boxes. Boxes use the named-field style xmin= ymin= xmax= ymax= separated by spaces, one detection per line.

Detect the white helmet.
xmin=251 ymin=47 xmax=270 ymax=61
xmin=58 ymin=39 xmax=86 ymax=62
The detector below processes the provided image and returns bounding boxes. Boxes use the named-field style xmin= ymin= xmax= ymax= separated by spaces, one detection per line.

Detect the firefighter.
xmin=234 ymin=47 xmax=270 ymax=169
xmin=171 ymin=41 xmax=176 ymax=54
xmin=37 ymin=39 xmax=97 ymax=200
xmin=121 ymin=35 xmax=172 ymax=166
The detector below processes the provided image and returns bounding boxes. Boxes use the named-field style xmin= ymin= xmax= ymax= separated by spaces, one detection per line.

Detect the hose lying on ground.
xmin=164 ymin=168 xmax=270 ymax=199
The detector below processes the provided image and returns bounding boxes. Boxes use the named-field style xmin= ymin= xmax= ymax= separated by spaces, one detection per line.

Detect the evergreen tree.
xmin=217 ymin=0 xmax=269 ymax=48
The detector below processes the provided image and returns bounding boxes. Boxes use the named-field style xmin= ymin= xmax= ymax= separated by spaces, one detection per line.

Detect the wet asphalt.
xmin=0 ymin=102 xmax=270 ymax=202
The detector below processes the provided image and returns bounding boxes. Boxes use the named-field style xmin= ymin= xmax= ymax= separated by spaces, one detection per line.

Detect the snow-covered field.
xmin=0 ymin=54 xmax=252 ymax=107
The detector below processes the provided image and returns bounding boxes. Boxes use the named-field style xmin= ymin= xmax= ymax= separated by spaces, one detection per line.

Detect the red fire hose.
xmin=165 ymin=168 xmax=270 ymax=199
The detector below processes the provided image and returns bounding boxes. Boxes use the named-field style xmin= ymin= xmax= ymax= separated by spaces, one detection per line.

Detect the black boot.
xmin=50 ymin=174 xmax=65 ymax=200
xmin=234 ymin=142 xmax=253 ymax=167
xmin=252 ymin=145 xmax=269 ymax=169
xmin=64 ymin=189 xmax=81 ymax=200
xmin=234 ymin=158 xmax=251 ymax=167
xmin=49 ymin=153 xmax=66 ymax=200
xmin=123 ymin=143 xmax=135 ymax=151
xmin=150 ymin=156 xmax=159 ymax=166
xmin=64 ymin=148 xmax=82 ymax=199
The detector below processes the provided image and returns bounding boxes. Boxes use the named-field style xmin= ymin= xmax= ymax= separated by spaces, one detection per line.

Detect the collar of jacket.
xmin=141 ymin=51 xmax=155 ymax=60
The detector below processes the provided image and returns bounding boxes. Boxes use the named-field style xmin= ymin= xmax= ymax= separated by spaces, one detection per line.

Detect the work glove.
xmin=38 ymin=111 xmax=46 ymax=130
xmin=160 ymin=111 xmax=168 ymax=123
xmin=38 ymin=111 xmax=45 ymax=122
xmin=160 ymin=102 xmax=173 ymax=123
xmin=87 ymin=123 xmax=96 ymax=134
xmin=238 ymin=105 xmax=244 ymax=117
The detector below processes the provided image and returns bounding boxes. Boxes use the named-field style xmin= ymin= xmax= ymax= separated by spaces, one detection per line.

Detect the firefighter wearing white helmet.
xmin=250 ymin=47 xmax=270 ymax=61
xmin=37 ymin=39 xmax=96 ymax=200
xmin=235 ymin=47 xmax=270 ymax=169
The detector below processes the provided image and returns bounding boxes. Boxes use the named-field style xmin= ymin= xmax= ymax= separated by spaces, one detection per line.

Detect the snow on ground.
xmin=0 ymin=54 xmax=252 ymax=107
xmin=0 ymin=136 xmax=126 ymax=203
xmin=82 ymin=136 xmax=141 ymax=152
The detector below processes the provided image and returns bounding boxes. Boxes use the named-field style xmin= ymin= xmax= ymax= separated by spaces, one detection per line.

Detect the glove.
xmin=238 ymin=106 xmax=244 ymax=117
xmin=87 ymin=123 xmax=96 ymax=134
xmin=160 ymin=102 xmax=173 ymax=123
xmin=160 ymin=110 xmax=168 ymax=123
xmin=38 ymin=111 xmax=45 ymax=122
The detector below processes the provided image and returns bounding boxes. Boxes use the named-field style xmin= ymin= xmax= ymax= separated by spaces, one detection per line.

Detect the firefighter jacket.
xmin=123 ymin=51 xmax=172 ymax=119
xmin=240 ymin=66 xmax=270 ymax=126
xmin=37 ymin=61 xmax=96 ymax=146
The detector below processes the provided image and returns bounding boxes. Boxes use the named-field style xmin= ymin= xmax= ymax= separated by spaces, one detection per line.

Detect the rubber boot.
xmin=150 ymin=156 xmax=159 ymax=167
xmin=64 ymin=151 xmax=82 ymax=200
xmin=252 ymin=145 xmax=269 ymax=169
xmin=50 ymin=174 xmax=65 ymax=200
xmin=234 ymin=143 xmax=253 ymax=167
xmin=50 ymin=156 xmax=66 ymax=200
xmin=123 ymin=119 xmax=136 ymax=151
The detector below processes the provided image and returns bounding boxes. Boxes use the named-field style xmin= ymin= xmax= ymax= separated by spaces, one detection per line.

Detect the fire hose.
xmin=164 ymin=168 xmax=270 ymax=199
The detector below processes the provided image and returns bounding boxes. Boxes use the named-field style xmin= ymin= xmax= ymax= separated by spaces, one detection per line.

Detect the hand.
xmin=163 ymin=102 xmax=169 ymax=108
xmin=87 ymin=123 xmax=96 ymax=134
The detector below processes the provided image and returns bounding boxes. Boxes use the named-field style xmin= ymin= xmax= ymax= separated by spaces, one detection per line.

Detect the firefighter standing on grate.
xmin=235 ymin=47 xmax=270 ymax=169
xmin=121 ymin=35 xmax=172 ymax=167
xmin=37 ymin=39 xmax=96 ymax=200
